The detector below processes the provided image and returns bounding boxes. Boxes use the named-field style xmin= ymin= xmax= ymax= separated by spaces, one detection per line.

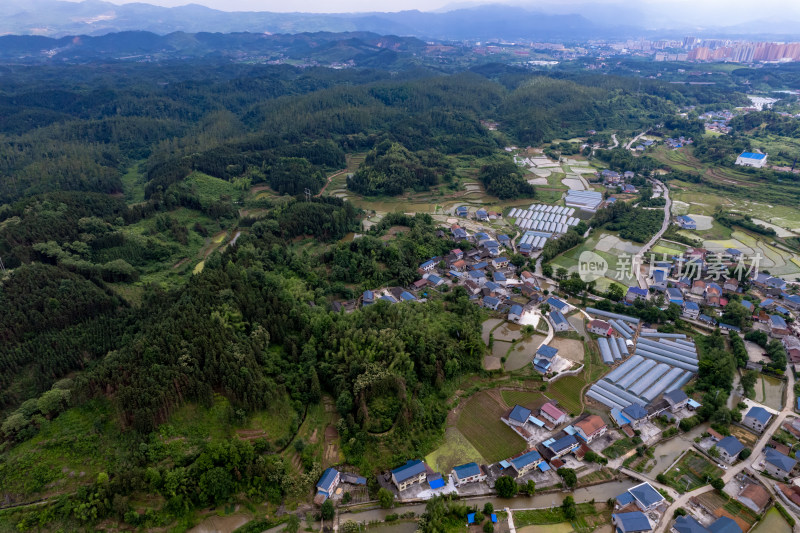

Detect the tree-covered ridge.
xmin=347 ymin=141 xmax=453 ymax=196
xmin=478 ymin=158 xmax=535 ymax=199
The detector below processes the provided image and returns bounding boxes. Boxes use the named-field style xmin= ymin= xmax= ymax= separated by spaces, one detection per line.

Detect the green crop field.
xmin=547 ymin=375 xmax=585 ymax=416
xmin=501 ymin=390 xmax=545 ymax=409
xmin=185 ymin=171 xmax=243 ymax=205
xmin=662 ymin=450 xmax=723 ymax=493
xmin=425 ymin=427 xmax=486 ymax=474
xmin=456 ymin=392 xmax=526 ymax=462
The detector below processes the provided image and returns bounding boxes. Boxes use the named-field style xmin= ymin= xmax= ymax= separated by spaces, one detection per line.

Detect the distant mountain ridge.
xmin=0 ymin=0 xmax=623 ymax=40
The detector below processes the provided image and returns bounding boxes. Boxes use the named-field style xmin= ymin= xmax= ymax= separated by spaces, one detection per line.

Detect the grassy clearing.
xmin=661 ymin=450 xmax=723 ymax=493
xmin=186 ymin=171 xmax=243 ymax=205
xmin=752 ymin=507 xmax=793 ymax=533
xmin=456 ymin=392 xmax=526 ymax=463
xmin=602 ymin=437 xmax=637 ymax=459
xmin=120 ymin=161 xmax=147 ymax=204
xmin=425 ymin=427 xmax=486 ymax=474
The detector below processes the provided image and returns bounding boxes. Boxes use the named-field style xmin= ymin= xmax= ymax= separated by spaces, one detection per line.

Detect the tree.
xmin=483 ymin=503 xmax=494 ymax=515
xmin=562 ymin=496 xmax=577 ymax=520
xmin=525 ymin=479 xmax=536 ymax=496
xmin=607 ymin=283 xmax=625 ymax=302
xmin=378 ymin=488 xmax=394 ymax=509
xmin=739 ymin=448 xmax=752 ymax=460
xmin=495 ymin=476 xmax=518 ymax=498
xmin=557 ymin=468 xmax=577 ymax=488
xmin=708 ymin=446 xmax=720 ymax=458
xmin=483 ymin=522 xmax=494 ymax=533
xmin=321 ymin=499 xmax=335 ymax=520
xmin=286 ymin=515 xmax=301 ymax=533
xmin=711 ymin=478 xmax=725 ymax=490
xmin=474 ymin=511 xmax=484 ymax=523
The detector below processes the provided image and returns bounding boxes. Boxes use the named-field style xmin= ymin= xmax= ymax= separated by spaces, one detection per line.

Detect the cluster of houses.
xmin=665 ymin=136 xmax=693 ymax=149
xmin=598 ymin=169 xmax=638 ymax=192
xmin=700 ymin=110 xmax=735 ymax=134
xmin=455 ymin=206 xmax=502 ymax=221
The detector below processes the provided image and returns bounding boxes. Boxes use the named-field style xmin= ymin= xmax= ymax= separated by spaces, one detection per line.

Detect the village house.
xmin=705 ymin=282 xmax=722 ymax=307
xmin=626 ymin=286 xmax=648 ymax=303
xmin=676 ymin=215 xmax=696 ymax=230
xmin=783 ymin=336 xmax=800 ymax=364
xmin=362 ymin=290 xmax=374 ymax=307
xmin=737 ymin=483 xmax=770 ymax=513
xmin=612 ymin=512 xmax=653 ymax=533
xmin=714 ymin=435 xmax=744 ymax=464
xmin=509 ymin=450 xmax=542 ymax=477
xmin=508 ymin=304 xmax=524 ymax=323
xmin=691 ymin=280 xmax=706 ymax=296
xmin=588 ymin=319 xmax=613 ymax=337
xmin=456 ymin=206 xmax=468 ymax=217
xmin=622 ymin=403 xmax=648 ymax=429
xmin=506 ymin=405 xmax=532 ymax=427
xmin=743 ymin=406 xmax=772 ymax=434
xmin=533 ymin=344 xmax=558 ymax=374
xmin=673 ymin=516 xmax=741 ymax=533
xmin=574 ymin=415 xmax=607 ymax=443
xmin=682 ymin=301 xmax=700 ymax=320
xmin=550 ymin=310 xmax=571 ymax=332
xmin=315 ymin=468 xmax=340 ymax=503
xmin=770 ymin=315 xmax=791 ymax=338
xmin=391 ymin=460 xmax=427 ymax=491
xmin=764 ymin=448 xmax=797 ymax=479
xmin=540 ymin=402 xmax=567 ymax=427
xmin=492 ymin=256 xmax=509 ymax=269
xmin=451 ymin=462 xmax=486 ymax=486
xmin=664 ymin=389 xmax=689 ymax=411
xmin=616 ymin=482 xmax=665 ymax=512
xmin=723 ymin=278 xmax=739 ymax=293
xmin=547 ymin=434 xmax=579 ymax=457
xmin=482 ymin=296 xmax=501 ymax=311
xmin=476 ymin=209 xmax=489 ymax=221
xmin=666 ymin=288 xmax=684 ymax=306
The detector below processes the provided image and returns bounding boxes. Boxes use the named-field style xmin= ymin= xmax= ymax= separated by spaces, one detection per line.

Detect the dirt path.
xmin=317 ymin=168 xmax=349 ymax=197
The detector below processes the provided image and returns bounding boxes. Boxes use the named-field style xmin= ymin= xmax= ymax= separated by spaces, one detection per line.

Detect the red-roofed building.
xmin=587 ymin=319 xmax=613 ymax=337
xmin=539 ymin=403 xmax=567 ymax=426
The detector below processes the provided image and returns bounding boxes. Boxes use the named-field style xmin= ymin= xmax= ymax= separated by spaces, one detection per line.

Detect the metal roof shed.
xmin=617 ymin=360 xmax=657 ymax=389
xmin=605 ymin=355 xmax=644 ymax=383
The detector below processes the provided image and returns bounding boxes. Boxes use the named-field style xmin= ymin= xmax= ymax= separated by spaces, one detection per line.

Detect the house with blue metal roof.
xmin=784 ymin=294 xmax=800 ymax=310
xmin=743 ymin=406 xmax=772 ymax=433
xmin=507 ymin=405 xmax=532 ymax=426
xmin=682 ymin=301 xmax=700 ymax=320
xmin=492 ymin=257 xmax=509 ymax=269
xmin=545 ymin=296 xmax=569 ymax=312
xmin=316 ymin=468 xmax=340 ymax=501
xmin=674 ymin=516 xmax=742 ymax=533
xmin=476 ymin=209 xmax=489 ymax=221
xmin=363 ymin=290 xmax=374 ymax=306
xmin=622 ymin=403 xmax=648 ymax=428
xmin=483 ymin=296 xmax=501 ymax=310
xmin=380 ymin=294 xmax=398 ymax=303
xmin=550 ymin=310 xmax=571 ymax=332
xmin=770 ymin=314 xmax=790 ymax=337
xmin=420 ymin=260 xmax=436 ymax=271
xmin=451 ymin=463 xmax=486 ymax=486
xmin=548 ymin=434 xmax=579 ymax=457
xmin=493 ymin=271 xmax=507 ymax=283
xmin=676 ymin=215 xmax=696 ymax=230
xmin=400 ymin=291 xmax=416 ymax=302
xmin=427 ymin=275 xmax=444 ymax=286
xmin=714 ymin=436 xmax=744 ymax=464
xmin=735 ymin=152 xmax=768 ymax=168
xmin=391 ymin=460 xmax=428 ymax=491
xmin=452 ymin=227 xmax=468 ymax=240
xmin=509 ymin=304 xmax=524 ymax=322
xmin=627 ymin=482 xmax=665 ymax=511
xmin=707 ymin=517 xmax=742 ymax=533
xmin=765 ymin=447 xmax=797 ymax=478
xmin=741 ymin=300 xmax=754 ymax=312
xmin=612 ymin=511 xmax=653 ymax=533
xmin=719 ymin=323 xmax=741 ymax=333
xmin=456 ymin=206 xmax=468 ymax=217
xmin=497 ymin=234 xmax=511 ymax=246
xmin=652 ymin=270 xmax=668 ymax=290
xmin=775 ymin=305 xmax=791 ymax=316
xmin=536 ymin=344 xmax=558 ymax=359
xmin=509 ymin=450 xmax=542 ymax=476
xmin=533 ymin=358 xmax=551 ymax=374
xmin=698 ymin=313 xmax=717 ymax=326
xmin=626 ymin=286 xmax=648 ymax=303
xmin=666 ymin=288 xmax=684 ymax=305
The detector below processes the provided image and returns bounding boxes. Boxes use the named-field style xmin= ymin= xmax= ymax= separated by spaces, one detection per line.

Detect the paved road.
xmin=634 ymin=179 xmax=671 ymax=291
xmin=625 ymin=131 xmax=647 ymax=151
xmin=654 ymin=370 xmax=798 ymax=532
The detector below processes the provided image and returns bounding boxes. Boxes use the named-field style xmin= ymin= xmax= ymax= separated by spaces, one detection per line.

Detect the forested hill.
xmin=0 ymin=57 xmax=753 ymax=529
xmin=0 ymin=31 xmax=428 ymax=64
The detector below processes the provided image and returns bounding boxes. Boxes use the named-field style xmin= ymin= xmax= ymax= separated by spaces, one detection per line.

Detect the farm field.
xmin=692 ymin=491 xmax=760 ymax=532
xmin=425 ymin=427 xmax=486 ymax=474
xmin=661 ymin=450 xmax=723 ymax=493
xmin=501 ymin=390 xmax=546 ymax=409
xmin=548 ymin=375 xmax=585 ymax=416
xmin=752 ymin=507 xmax=792 ymax=533
xmin=549 ymin=231 xmax=639 ymax=292
xmin=455 ymin=391 xmax=527 ymax=462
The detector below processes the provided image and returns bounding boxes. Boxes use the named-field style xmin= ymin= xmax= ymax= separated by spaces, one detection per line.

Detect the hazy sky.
xmin=63 ymin=0 xmax=800 ymax=22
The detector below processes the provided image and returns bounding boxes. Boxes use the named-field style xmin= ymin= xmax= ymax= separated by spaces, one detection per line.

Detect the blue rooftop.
xmin=510 ymin=450 xmax=542 ymax=470
xmin=739 ymin=152 xmax=766 ymax=160
xmin=676 ymin=215 xmax=695 ymax=223
xmin=616 ymin=491 xmax=635 ymax=506
xmin=545 ymin=297 xmax=568 ymax=311
xmin=493 ymin=272 xmax=506 ymax=282
xmin=472 ymin=261 xmax=488 ymax=270
xmin=628 ymin=286 xmax=648 ymax=297
xmin=667 ymin=288 xmax=683 ymax=300
xmin=317 ymin=468 xmax=339 ymax=493
xmin=380 ymin=295 xmax=398 ymax=303
xmin=708 ymin=517 xmax=742 ymax=533
xmin=483 ymin=296 xmax=501 ymax=308
xmin=536 ymin=344 xmax=559 ymax=359
xmin=765 ymin=447 xmax=797 ymax=471
xmin=549 ymin=434 xmax=578 ymax=453
xmin=550 ymin=310 xmax=569 ymax=326
xmin=716 ymin=435 xmax=744 ymax=457
xmin=684 ymin=301 xmax=700 ymax=311
xmin=494 ymin=256 xmax=508 ymax=263
xmin=509 ymin=405 xmax=532 ymax=424
xmin=628 ymin=482 xmax=664 ymax=508
xmin=392 ymin=460 xmax=426 ymax=483
xmin=400 ymin=291 xmax=416 ymax=301
xmin=654 ymin=270 xmax=667 ymax=283
xmin=509 ymin=304 xmax=524 ymax=316
xmin=741 ymin=300 xmax=754 ymax=310
xmin=428 ymin=275 xmax=443 ymax=285
xmin=420 ymin=260 xmax=435 ymax=269
xmin=673 ymin=516 xmax=708 ymax=533
xmin=428 ymin=476 xmax=445 ymax=489
xmin=612 ymin=512 xmax=651 ymax=533
xmin=746 ymin=406 xmax=772 ymax=424
xmin=468 ymin=271 xmax=486 ymax=279
xmin=622 ymin=403 xmax=648 ymax=421
xmin=762 ymin=298 xmax=775 ymax=307
xmin=770 ymin=315 xmax=788 ymax=328
xmin=467 ymin=513 xmax=476 ymax=524
xmin=452 ymin=462 xmax=481 ymax=479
